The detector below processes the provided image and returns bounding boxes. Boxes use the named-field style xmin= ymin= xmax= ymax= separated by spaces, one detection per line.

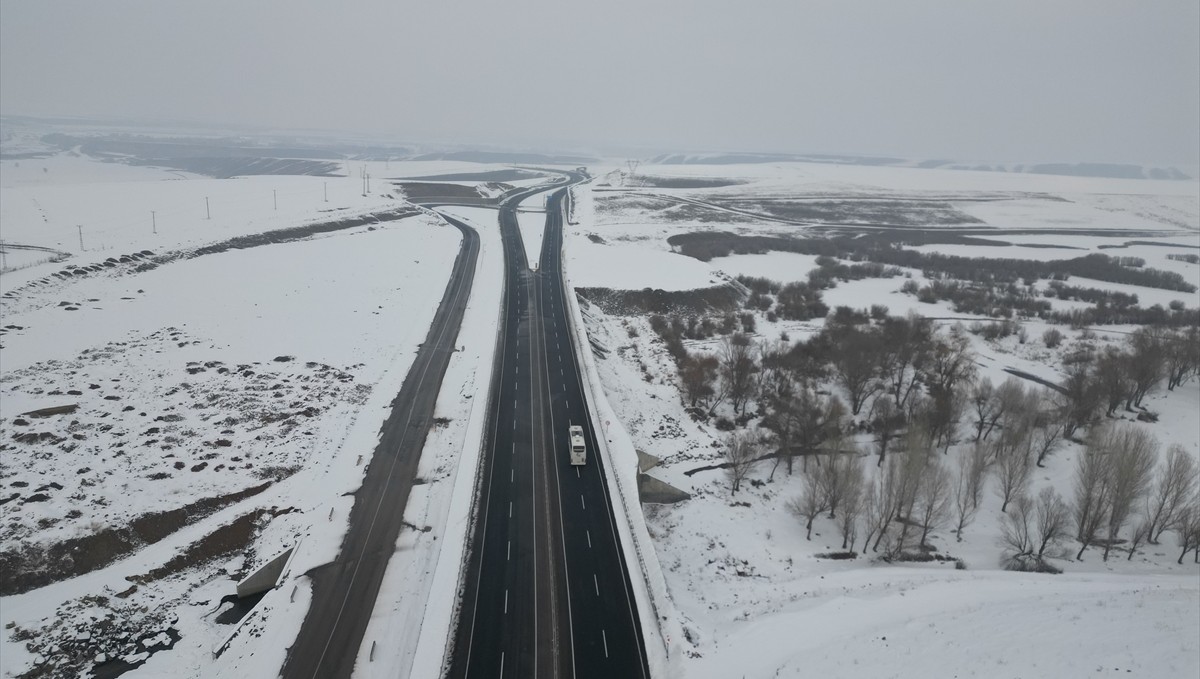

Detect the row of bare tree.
xmin=699 ymin=317 xmax=1200 ymax=566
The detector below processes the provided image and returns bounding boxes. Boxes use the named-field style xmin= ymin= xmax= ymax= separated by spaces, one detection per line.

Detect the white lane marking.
xmin=576 ymin=467 xmax=580 ymax=478
xmin=509 ymin=501 xmax=512 ymax=518
xmin=507 ymin=540 xmax=511 ymax=561
xmin=505 ymin=589 xmax=509 ymax=614
xmin=510 ymin=468 xmax=514 ymax=483
xmin=513 ymin=419 xmax=517 ymax=430
xmin=587 ymin=530 xmax=592 ymax=548
xmin=602 ymin=629 xmax=609 ymax=658
xmin=580 ymin=494 xmax=586 ymax=509
xmin=593 ymin=573 xmax=599 ymax=596
xmin=500 ymin=652 xmax=505 ymax=679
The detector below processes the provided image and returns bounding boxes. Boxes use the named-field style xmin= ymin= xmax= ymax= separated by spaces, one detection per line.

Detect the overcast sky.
xmin=2 ymin=0 xmax=1197 ymax=165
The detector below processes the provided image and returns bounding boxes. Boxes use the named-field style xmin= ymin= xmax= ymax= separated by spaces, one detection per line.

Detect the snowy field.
xmin=564 ymin=162 xmax=1200 ymax=678
xmin=0 ymin=149 xmax=530 ymax=678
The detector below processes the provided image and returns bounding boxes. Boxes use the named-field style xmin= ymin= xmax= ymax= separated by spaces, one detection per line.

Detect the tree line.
xmin=647 ymin=306 xmax=1200 ymax=567
xmin=668 ymin=230 xmax=1197 ymax=293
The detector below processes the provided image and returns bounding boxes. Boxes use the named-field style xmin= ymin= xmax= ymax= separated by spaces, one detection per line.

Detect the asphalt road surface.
xmin=448 ymin=179 xmax=650 ymax=679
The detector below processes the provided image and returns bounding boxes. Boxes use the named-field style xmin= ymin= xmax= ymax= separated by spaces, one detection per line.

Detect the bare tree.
xmin=1031 ymin=391 xmax=1068 ymax=467
xmin=789 ymin=468 xmax=829 ymax=540
xmin=1059 ymin=361 xmax=1100 ymax=440
xmin=760 ymin=375 xmax=798 ymax=481
xmin=679 ymin=352 xmax=719 ymax=408
xmin=1033 ymin=486 xmax=1070 ymax=560
xmin=992 ymin=424 xmax=1034 ymax=513
xmin=818 ymin=444 xmax=860 ymax=519
xmin=826 ymin=325 xmax=883 ymax=416
xmin=720 ymin=333 xmax=759 ymax=415
xmin=837 ymin=456 xmax=865 ymax=551
xmin=921 ymin=325 xmax=977 ymax=406
xmin=1125 ymin=518 xmax=1153 ymax=561
xmin=724 ymin=430 xmax=759 ymax=495
xmin=1144 ymin=444 xmax=1198 ymax=544
xmin=888 ymin=436 xmax=931 ymax=555
xmin=1073 ymin=445 xmax=1114 ymax=560
xmin=912 ymin=383 xmax=964 ymax=457
xmin=872 ymin=396 xmax=904 ymax=467
xmin=1001 ymin=493 xmax=1036 ymax=566
xmin=915 ymin=460 xmax=952 ymax=548
xmin=1003 ymin=487 xmax=1070 ymax=570
xmin=791 ymin=386 xmax=846 ymax=475
xmin=1174 ymin=499 xmax=1200 ymax=564
xmin=1124 ymin=327 xmax=1164 ymax=409
xmin=878 ymin=314 xmax=933 ymax=411
xmin=864 ymin=455 xmax=902 ymax=553
xmin=1100 ymin=425 xmax=1158 ymax=561
xmin=952 ymin=446 xmax=984 ymax=541
xmin=1164 ymin=326 xmax=1200 ymax=390
xmin=1095 ymin=346 xmax=1131 ymax=416
xmin=970 ymin=377 xmax=999 ymax=442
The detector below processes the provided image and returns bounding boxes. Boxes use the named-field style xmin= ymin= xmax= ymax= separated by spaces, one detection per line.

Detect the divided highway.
xmin=448 ymin=179 xmax=650 ymax=679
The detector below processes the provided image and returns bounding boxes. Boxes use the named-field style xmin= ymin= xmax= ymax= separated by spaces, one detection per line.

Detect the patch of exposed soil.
xmin=576 ymin=284 xmax=744 ymax=317
xmin=0 ymin=482 xmax=270 ymax=595
xmin=131 ymin=508 xmax=272 ymax=584
xmin=9 ymin=594 xmax=179 ymax=679
xmin=396 ymin=169 xmax=543 ymax=183
xmin=394 ymin=182 xmax=496 ymax=200
xmin=627 ymin=176 xmax=747 ymax=189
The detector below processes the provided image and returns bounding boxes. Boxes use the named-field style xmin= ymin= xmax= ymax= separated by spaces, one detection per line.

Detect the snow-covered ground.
xmin=0 ymin=150 xmax=529 ymax=678
xmin=564 ymin=162 xmax=1200 ymax=678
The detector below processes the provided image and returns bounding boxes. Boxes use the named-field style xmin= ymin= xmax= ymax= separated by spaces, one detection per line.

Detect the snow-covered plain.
xmin=564 ymin=162 xmax=1200 ymax=678
xmin=0 ymin=150 xmax=528 ymax=678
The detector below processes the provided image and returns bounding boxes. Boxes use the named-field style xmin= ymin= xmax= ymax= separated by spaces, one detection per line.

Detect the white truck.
xmin=569 ymin=424 xmax=586 ymax=466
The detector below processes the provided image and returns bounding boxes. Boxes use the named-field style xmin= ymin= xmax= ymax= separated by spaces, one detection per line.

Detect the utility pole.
xmin=206 ymin=197 xmax=211 ymax=220
xmin=151 ymin=211 xmax=157 ymax=235
xmin=273 ymin=189 xmax=278 ymax=211
xmin=366 ymin=172 xmax=370 ymax=193
xmin=77 ymin=225 xmax=85 ymax=251
xmin=324 ymin=181 xmax=328 ymax=202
